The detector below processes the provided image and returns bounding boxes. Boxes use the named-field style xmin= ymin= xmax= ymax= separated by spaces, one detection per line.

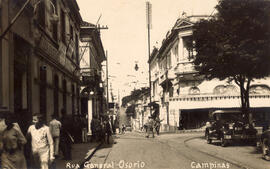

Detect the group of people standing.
xmin=145 ymin=105 xmax=163 ymax=138
xmin=91 ymin=116 xmax=113 ymax=145
xmin=0 ymin=109 xmax=73 ymax=169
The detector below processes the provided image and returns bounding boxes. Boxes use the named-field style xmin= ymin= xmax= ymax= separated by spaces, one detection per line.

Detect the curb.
xmin=79 ymin=142 xmax=103 ymax=169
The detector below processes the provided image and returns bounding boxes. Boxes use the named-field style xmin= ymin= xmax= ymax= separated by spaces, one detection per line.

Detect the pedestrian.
xmin=121 ymin=124 xmax=126 ymax=134
xmin=27 ymin=113 xmax=54 ymax=169
xmin=146 ymin=116 xmax=155 ymax=138
xmin=91 ymin=116 xmax=99 ymax=142
xmin=60 ymin=109 xmax=73 ymax=160
xmin=104 ymin=119 xmax=113 ymax=144
xmin=49 ymin=114 xmax=61 ymax=159
xmin=100 ymin=120 xmax=106 ymax=143
xmin=154 ymin=117 xmax=162 ymax=136
xmin=0 ymin=112 xmax=27 ymax=169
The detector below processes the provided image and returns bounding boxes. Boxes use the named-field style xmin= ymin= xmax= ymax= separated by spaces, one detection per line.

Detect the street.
xmin=81 ymin=132 xmax=270 ymax=169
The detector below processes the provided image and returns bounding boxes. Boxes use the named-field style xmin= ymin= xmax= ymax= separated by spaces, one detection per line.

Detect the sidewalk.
xmin=55 ymin=141 xmax=101 ymax=169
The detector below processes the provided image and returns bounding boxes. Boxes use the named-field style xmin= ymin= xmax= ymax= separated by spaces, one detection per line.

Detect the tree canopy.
xmin=192 ymin=0 xmax=270 ymax=119
xmin=122 ymin=87 xmax=149 ymax=117
xmin=121 ymin=87 xmax=149 ymax=107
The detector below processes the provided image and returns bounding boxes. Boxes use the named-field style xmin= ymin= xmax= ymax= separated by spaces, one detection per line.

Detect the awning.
xmin=169 ymin=95 xmax=270 ymax=110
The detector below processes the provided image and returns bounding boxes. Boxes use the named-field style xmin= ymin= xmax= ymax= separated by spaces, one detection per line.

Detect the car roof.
xmin=212 ymin=110 xmax=242 ymax=115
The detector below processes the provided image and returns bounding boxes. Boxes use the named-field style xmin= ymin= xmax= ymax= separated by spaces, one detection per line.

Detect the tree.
xmin=121 ymin=87 xmax=149 ymax=117
xmin=125 ymin=104 xmax=136 ymax=118
xmin=192 ymin=0 xmax=270 ymax=122
xmin=121 ymin=87 xmax=149 ymax=107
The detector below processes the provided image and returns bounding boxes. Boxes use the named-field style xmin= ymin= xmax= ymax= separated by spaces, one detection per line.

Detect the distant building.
xmin=149 ymin=15 xmax=270 ymax=132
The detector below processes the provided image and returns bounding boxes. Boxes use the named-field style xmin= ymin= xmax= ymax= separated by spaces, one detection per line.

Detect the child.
xmin=27 ymin=113 xmax=54 ymax=169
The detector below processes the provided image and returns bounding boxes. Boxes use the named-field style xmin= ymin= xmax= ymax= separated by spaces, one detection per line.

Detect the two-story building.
xmin=80 ymin=21 xmax=106 ymax=135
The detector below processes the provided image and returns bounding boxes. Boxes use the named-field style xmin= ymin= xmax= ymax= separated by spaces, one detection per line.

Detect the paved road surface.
xmin=83 ymin=132 xmax=270 ymax=169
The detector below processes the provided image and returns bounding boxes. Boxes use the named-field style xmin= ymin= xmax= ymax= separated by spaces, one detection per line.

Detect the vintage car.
xmin=261 ymin=129 xmax=270 ymax=160
xmin=126 ymin=124 xmax=132 ymax=132
xmin=205 ymin=110 xmax=257 ymax=147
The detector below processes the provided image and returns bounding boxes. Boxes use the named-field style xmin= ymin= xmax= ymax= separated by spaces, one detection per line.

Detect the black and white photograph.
xmin=1 ymin=0 xmax=270 ymax=168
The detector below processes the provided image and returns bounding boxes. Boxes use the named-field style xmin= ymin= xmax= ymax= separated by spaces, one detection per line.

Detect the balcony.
xmin=175 ymin=61 xmax=197 ymax=75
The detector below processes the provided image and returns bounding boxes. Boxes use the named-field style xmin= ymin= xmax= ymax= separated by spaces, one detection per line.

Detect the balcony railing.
xmin=175 ymin=61 xmax=197 ymax=75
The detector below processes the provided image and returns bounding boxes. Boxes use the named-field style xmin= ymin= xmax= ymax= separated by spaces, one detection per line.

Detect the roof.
xmin=157 ymin=15 xmax=210 ymax=60
xmin=148 ymin=47 xmax=159 ymax=63
xmin=80 ymin=21 xmax=106 ymax=62
xmin=81 ymin=21 xmax=96 ymax=28
xmin=66 ymin=0 xmax=83 ymax=26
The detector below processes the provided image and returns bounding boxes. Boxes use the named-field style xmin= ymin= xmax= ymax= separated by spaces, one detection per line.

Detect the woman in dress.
xmin=0 ymin=112 xmax=27 ymax=169
xmin=27 ymin=113 xmax=54 ymax=169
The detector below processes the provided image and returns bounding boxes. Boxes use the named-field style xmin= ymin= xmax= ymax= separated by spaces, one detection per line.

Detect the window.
xmin=189 ymin=87 xmax=200 ymax=95
xmin=61 ymin=9 xmax=66 ymax=43
xmin=52 ymin=0 xmax=57 ymax=14
xmin=174 ymin=45 xmax=179 ymax=62
xmin=40 ymin=66 xmax=47 ymax=115
xmin=62 ymin=79 xmax=67 ymax=111
xmin=250 ymin=85 xmax=270 ymax=94
xmin=182 ymin=36 xmax=194 ymax=60
xmin=70 ymin=25 xmax=73 ymax=40
xmin=37 ymin=1 xmax=45 ymax=27
xmin=167 ymin=53 xmax=171 ymax=68
xmin=70 ymin=25 xmax=74 ymax=59
xmin=52 ymin=23 xmax=58 ymax=41
xmin=77 ymin=87 xmax=80 ymax=115
xmin=71 ymin=84 xmax=75 ymax=115
xmin=54 ymin=75 xmax=59 ymax=115
xmin=153 ymin=81 xmax=156 ymax=97
xmin=51 ymin=0 xmax=58 ymax=41
xmin=75 ymin=34 xmax=79 ymax=64
xmin=169 ymin=87 xmax=174 ymax=97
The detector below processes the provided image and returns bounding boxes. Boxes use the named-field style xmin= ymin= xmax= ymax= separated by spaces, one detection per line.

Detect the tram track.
xmin=183 ymin=137 xmax=249 ymax=169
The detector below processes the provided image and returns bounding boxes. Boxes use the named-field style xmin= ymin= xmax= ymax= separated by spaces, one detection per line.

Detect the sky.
xmin=77 ymin=0 xmax=218 ymax=101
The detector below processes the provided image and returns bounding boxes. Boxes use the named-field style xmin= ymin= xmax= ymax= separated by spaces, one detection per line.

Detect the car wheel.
xmin=206 ymin=132 xmax=212 ymax=144
xmin=221 ymin=136 xmax=227 ymax=147
xmin=262 ymin=138 xmax=270 ymax=161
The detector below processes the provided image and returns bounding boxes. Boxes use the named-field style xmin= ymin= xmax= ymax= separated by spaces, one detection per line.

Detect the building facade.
xmin=80 ymin=21 xmax=106 ymax=134
xmin=0 ymin=0 xmax=82 ymax=133
xmin=149 ymin=15 xmax=270 ymax=132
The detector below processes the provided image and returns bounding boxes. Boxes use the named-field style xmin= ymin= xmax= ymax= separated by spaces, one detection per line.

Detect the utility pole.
xmin=146 ymin=1 xmax=152 ymax=115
